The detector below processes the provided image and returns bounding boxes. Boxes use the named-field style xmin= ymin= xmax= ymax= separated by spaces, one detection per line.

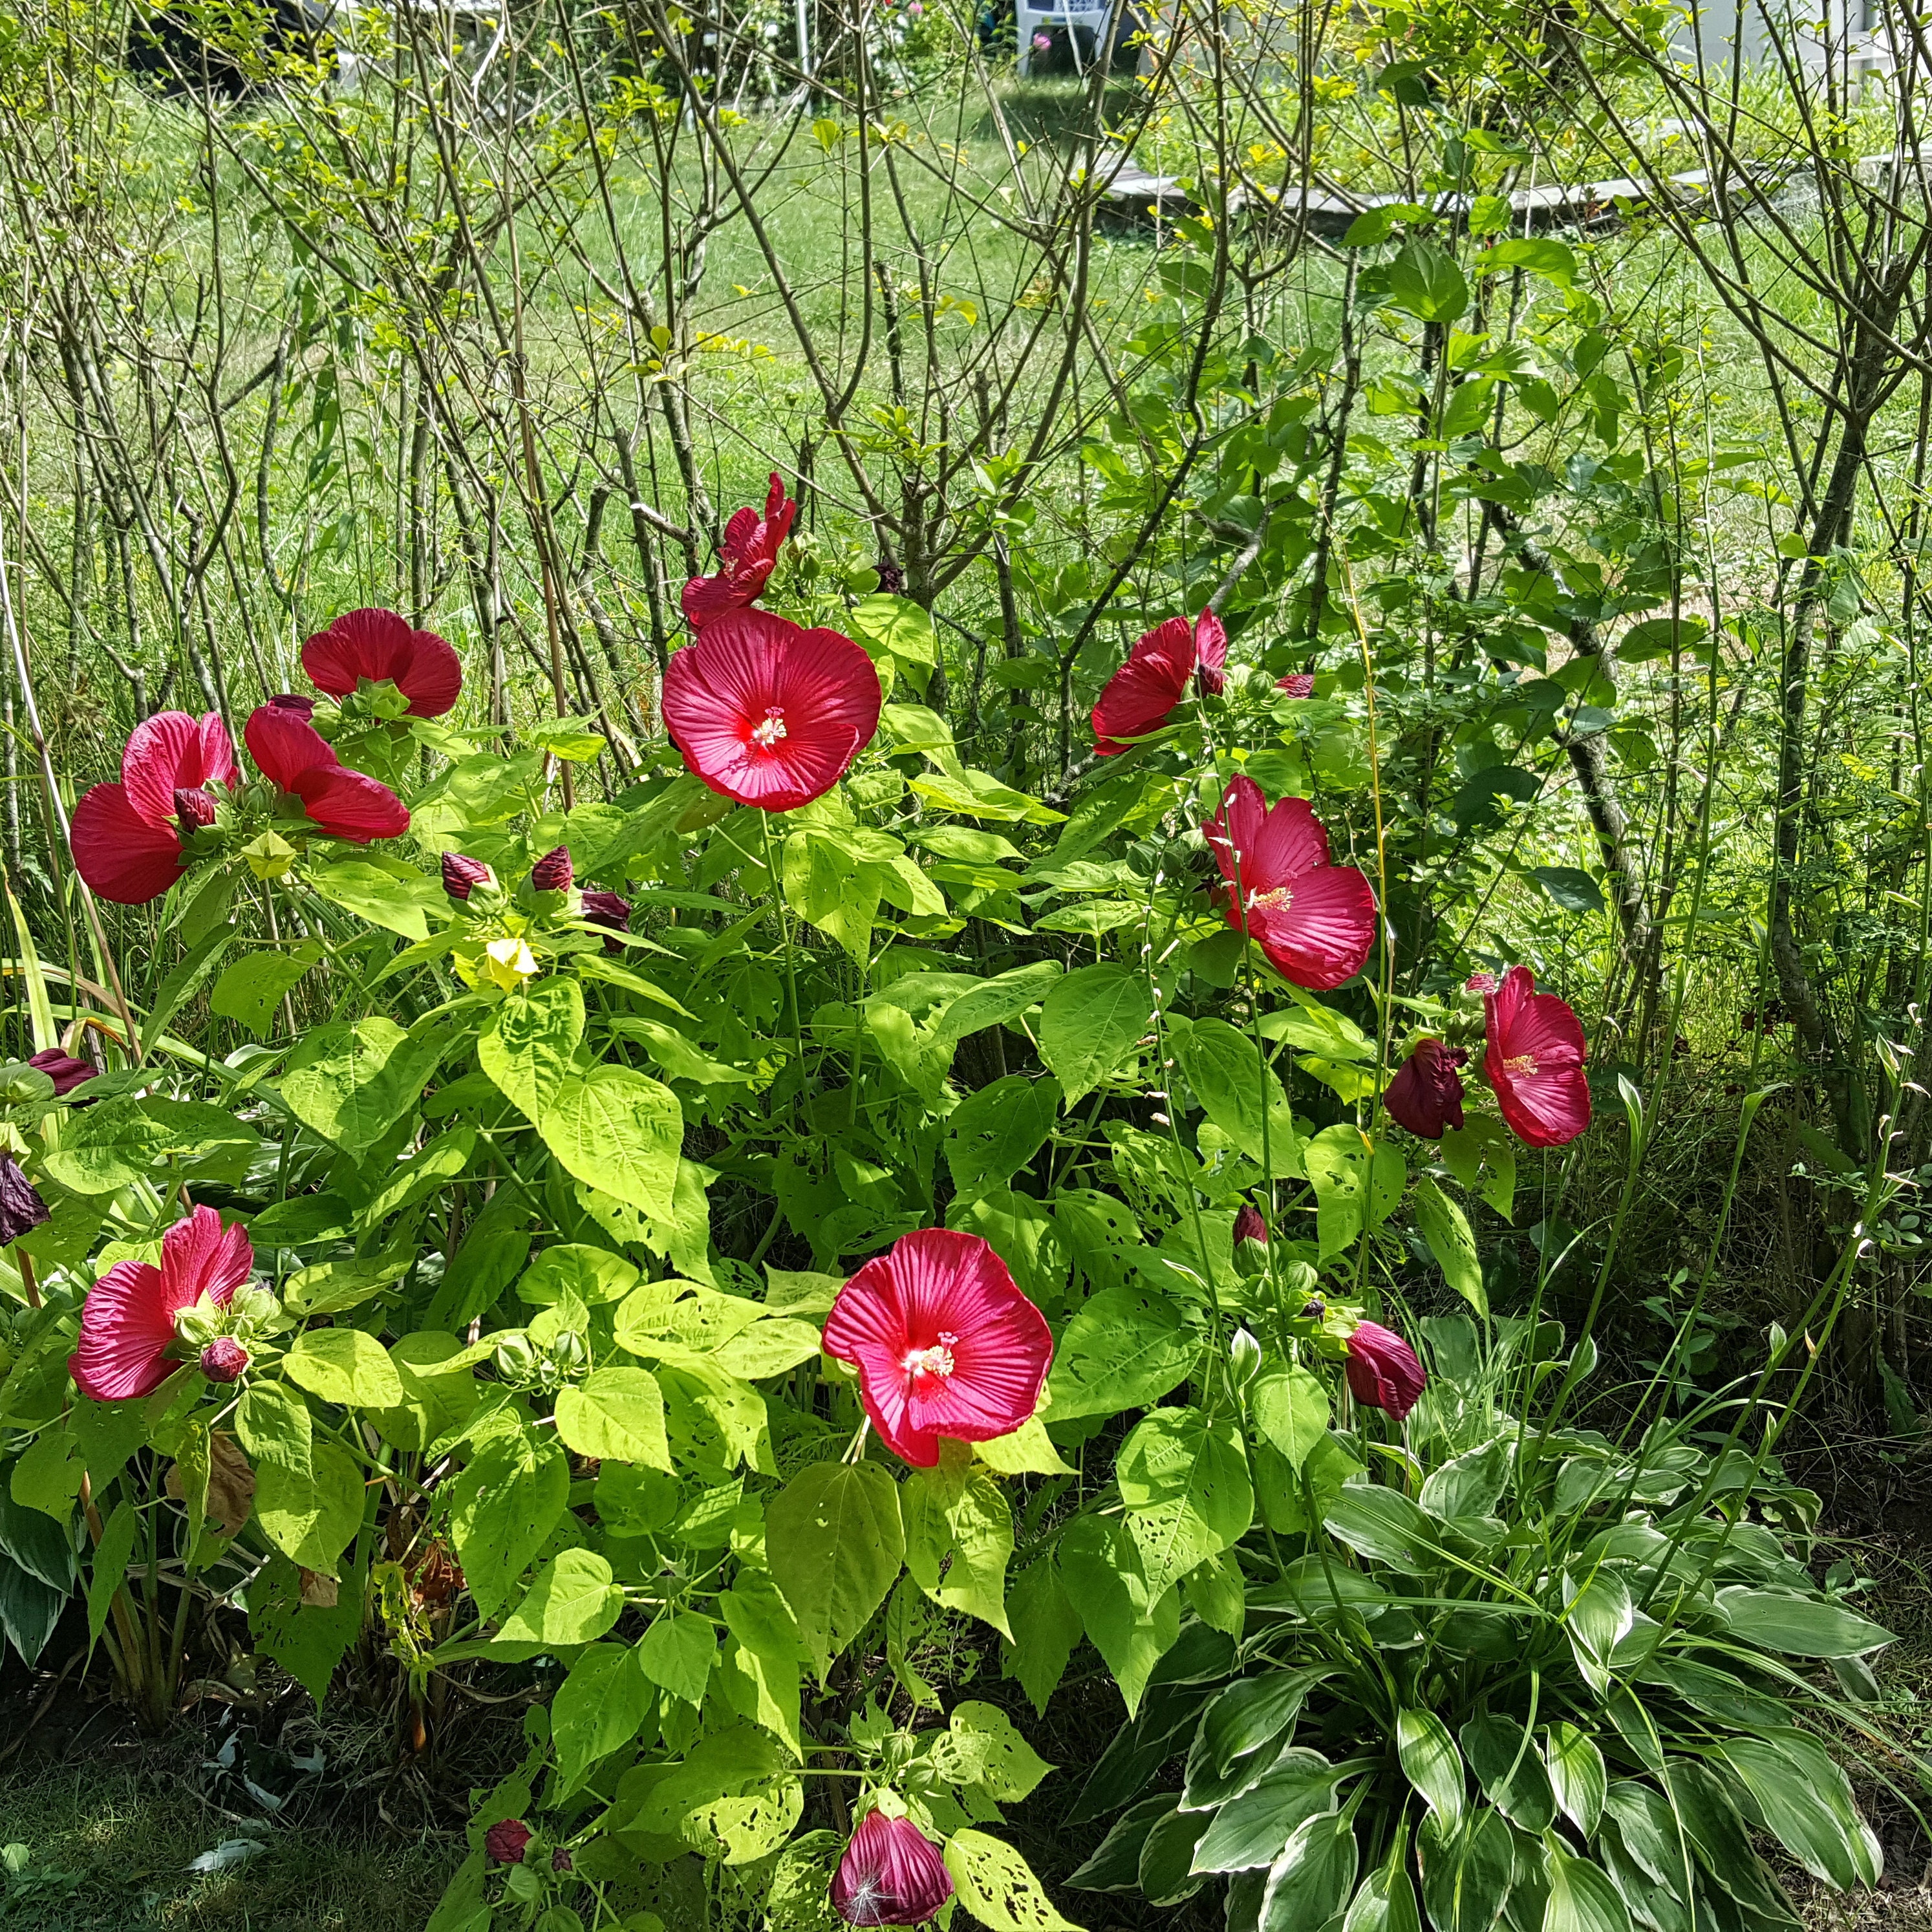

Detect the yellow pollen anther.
xmin=1501 ymin=1051 xmax=1538 ymax=1075
xmin=903 ymin=1336 xmax=957 ymax=1382
xmin=751 ymin=706 xmax=788 ymax=749
xmin=1249 ymin=885 xmax=1293 ymax=912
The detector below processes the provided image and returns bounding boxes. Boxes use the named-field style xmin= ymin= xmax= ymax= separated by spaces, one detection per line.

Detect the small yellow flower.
xmin=483 ymin=937 xmax=539 ymax=991
xmin=240 ymin=832 xmax=297 ymax=880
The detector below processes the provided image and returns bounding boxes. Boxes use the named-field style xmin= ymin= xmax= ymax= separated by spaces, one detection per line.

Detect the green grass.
xmin=0 ymin=1763 xmax=460 ymax=1931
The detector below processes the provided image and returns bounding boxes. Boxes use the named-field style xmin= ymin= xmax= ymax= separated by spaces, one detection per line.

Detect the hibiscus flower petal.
xmin=69 ymin=1260 xmax=178 ymax=1401
xmin=1206 ymin=774 xmax=1269 ymax=885
xmin=245 ymin=703 xmax=339 ymax=789
xmin=392 ymin=628 xmax=464 ymax=716
xmin=1485 ymin=1053 xmax=1593 ymax=1146
xmin=291 ymin=765 xmax=411 ymax=843
xmin=1238 ymin=862 xmax=1378 ymax=991
xmin=1091 ymin=638 xmax=1192 ymax=755
xmin=121 ymin=711 xmax=236 ymax=827
xmin=303 ymin=607 xmax=414 ymax=692
xmin=161 ymin=1204 xmax=253 ymax=1311
xmin=1194 ymin=608 xmax=1229 ymax=694
xmin=71 ymin=783 xmax=186 ymax=905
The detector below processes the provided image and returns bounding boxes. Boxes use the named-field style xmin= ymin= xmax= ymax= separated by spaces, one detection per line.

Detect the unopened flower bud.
xmin=485 ymin=1818 xmax=532 ymax=1866
xmin=551 ymin=1847 xmax=574 ymax=1874
xmin=442 ymin=853 xmax=495 ymax=901
xmin=28 ymin=1049 xmax=97 ymax=1098
xmin=1345 ymin=1320 xmax=1427 ymax=1422
xmin=1229 ymin=1326 xmax=1262 ymax=1389
xmin=530 ymin=845 xmax=573 ymax=893
xmin=1233 ymin=1203 xmax=1269 ymax=1250
xmin=175 ymin=786 xmax=219 ymax=836
xmin=200 ymin=1336 xmax=250 ymax=1382
xmin=1300 ymin=1296 xmax=1326 ymax=1321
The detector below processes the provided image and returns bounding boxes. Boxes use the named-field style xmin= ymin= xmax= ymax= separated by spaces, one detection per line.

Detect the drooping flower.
xmin=484 ymin=1819 xmax=532 ymax=1867
xmin=69 ymin=1205 xmax=253 ymax=1402
xmin=1383 ymin=1039 xmax=1468 ymax=1139
xmin=581 ymin=889 xmax=632 ymax=954
xmin=28 ymin=1049 xmax=97 ymax=1098
xmin=70 ymin=711 xmax=239 ymax=905
xmin=1345 ymin=1320 xmax=1426 ymax=1422
xmin=661 ymin=608 xmax=881 ymax=813
xmin=0 ymin=1154 xmax=50 ymax=1245
xmin=1091 ymin=609 xmax=1227 ymax=757
xmin=530 ymin=845 xmax=574 ymax=893
xmin=200 ymin=1337 xmax=250 ymax=1383
xmin=442 ymin=853 xmax=495 ymax=901
xmin=244 ymin=703 xmax=409 ymax=844
xmin=1276 ymin=672 xmax=1316 ymax=698
xmin=830 ymin=1811 xmax=954 ymax=1928
xmin=301 ymin=608 xmax=463 ymax=718
xmin=821 ymin=1229 xmax=1052 ymax=1468
xmin=1481 ymin=966 xmax=1591 ymax=1148
xmin=683 ymin=473 xmax=798 ymax=630
xmin=1206 ymin=775 xmax=1377 ymax=991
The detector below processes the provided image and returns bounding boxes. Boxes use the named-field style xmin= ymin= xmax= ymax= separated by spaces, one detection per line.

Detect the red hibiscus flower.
xmin=1091 ymin=608 xmax=1227 ymax=756
xmin=1383 ymin=1039 xmax=1467 ymax=1139
xmin=830 ymin=1811 xmax=954 ymax=1928
xmin=661 ymin=608 xmax=881 ymax=812
xmin=683 ymin=473 xmax=797 ymax=630
xmin=69 ymin=1205 xmax=253 ymax=1402
xmin=1206 ymin=775 xmax=1377 ymax=991
xmin=244 ymin=703 xmax=409 ymax=843
xmin=821 ymin=1229 xmax=1052 ymax=1468
xmin=1481 ymin=965 xmax=1591 ymax=1147
xmin=301 ymin=608 xmax=462 ymax=718
xmin=1345 ymin=1320 xmax=1426 ymax=1421
xmin=70 ymin=711 xmax=239 ymax=905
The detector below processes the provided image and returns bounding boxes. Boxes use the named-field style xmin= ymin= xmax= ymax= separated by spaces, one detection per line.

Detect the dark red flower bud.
xmin=830 ymin=1812 xmax=953 ymax=1927
xmin=531 ymin=846 xmax=573 ymax=893
xmin=0 ymin=1152 xmax=50 ymax=1245
xmin=1345 ymin=1320 xmax=1426 ymax=1422
xmin=1300 ymin=1297 xmax=1326 ymax=1320
xmin=28 ymin=1049 xmax=97 ymax=1098
xmin=442 ymin=853 xmax=494 ymax=901
xmin=1276 ymin=672 xmax=1315 ymax=698
xmin=485 ymin=1819 xmax=532 ymax=1867
xmin=581 ymin=889 xmax=630 ymax=954
xmin=267 ymin=692 xmax=316 ymax=718
xmin=875 ymin=560 xmax=905 ymax=594
xmin=174 ymin=786 xmax=219 ymax=837
xmin=1383 ymin=1038 xmax=1468 ymax=1140
xmin=1233 ymin=1203 xmax=1268 ymax=1249
xmin=1465 ymin=970 xmax=1499 ymax=994
xmin=550 ymin=1847 xmax=574 ymax=1874
xmin=200 ymin=1337 xmax=250 ymax=1382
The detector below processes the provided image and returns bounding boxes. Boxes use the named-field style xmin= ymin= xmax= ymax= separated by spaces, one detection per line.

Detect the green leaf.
xmin=307 ymin=859 xmax=446 ymax=940
xmin=1003 ymin=1559 xmax=1083 ymax=1715
xmin=1249 ymin=1364 xmax=1329 ymax=1474
xmin=554 ymin=1368 xmax=672 ymax=1468
xmin=612 ymin=1723 xmax=802 ymax=1864
xmin=1476 ymin=237 xmax=1578 ymax=287
xmin=1419 ymin=1438 xmax=1509 ymax=1520
xmin=235 ymin=1382 xmax=313 ymax=1483
xmin=1056 ymin=1514 xmax=1177 ymax=1717
xmin=284 ymin=1329 xmax=404 ymax=1410
xmin=904 ymin=1461 xmax=1014 ymax=1638
xmin=1386 ymin=241 xmax=1468 ymax=321
xmin=850 ymin=592 xmax=938 ymax=669
xmin=1038 ymin=964 xmax=1150 ymax=1105
xmin=537 ymin=1067 xmax=682 ymax=1221
xmin=1260 ymin=1809 xmax=1358 ymax=1928
xmin=1461 ymin=1713 xmax=1557 ymax=1833
xmin=1174 ymin=1016 xmax=1302 ymax=1178
xmin=253 ymin=1436 xmax=364 ymax=1577
xmin=499 ymin=1549 xmax=623 ymax=1646
xmin=1344 ymin=1854 xmax=1422 ymax=1932
xmin=1529 ymin=866 xmax=1606 ymax=916
xmin=1198 ymin=1667 xmax=1333 ymax=1780
xmin=1324 ymin=1485 xmax=1438 ymax=1571
xmin=934 ymin=961 xmax=1063 ymax=1045
xmin=248 ymin=1550 xmax=363 ymax=1710
xmin=8 ymin=1428 xmax=82 ymax=1521
xmin=638 ymin=1609 xmax=716 ymax=1704
xmin=1710 ymin=1729 xmax=1880 ymax=1889
xmin=1044 ymin=1285 xmax=1197 ymax=1421
xmin=478 ymin=979 xmax=585 ymax=1121
xmin=944 ymin=1829 xmax=1084 ymax=1932
xmin=1543 ymin=1847 xmax=1633 ymax=1932
xmin=1398 ymin=1708 xmax=1466 ymax=1830
xmin=448 ymin=1424 xmax=569 ymax=1620
xmin=1192 ymin=1750 xmax=1344 ymax=1873
xmin=85 ymin=1499 xmax=139 ymax=1657
xmin=1138 ymin=1808 xmax=1208 ymax=1905
xmin=947 ymin=1075 xmax=1061 ymax=1195
xmin=1441 ymin=1119 xmax=1516 ymax=1221
xmin=1117 ymin=1407 xmax=1252 ymax=1599
xmin=41 ymin=1097 xmax=167 ymax=1193
xmin=281 ymin=1018 xmax=445 ymax=1155
xmin=1304 ymin=1124 xmax=1404 ymax=1261
xmin=283 ymin=1254 xmax=411 ymax=1317
xmin=1715 ymin=1587 xmax=1894 ymax=1656
xmin=1411 ymin=1177 xmax=1487 ymax=1316
xmin=1544 ymin=1723 xmax=1607 ymax=1838
xmin=928 ymin=1700 xmax=1055 ymax=1804
xmin=766 ymin=1461 xmax=905 ymax=1683
xmin=1418 ymin=1808 xmax=1514 ymax=1932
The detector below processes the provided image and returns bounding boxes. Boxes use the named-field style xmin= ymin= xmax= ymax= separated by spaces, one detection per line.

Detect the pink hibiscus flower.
xmin=683 ymin=473 xmax=798 ymax=630
xmin=661 ymin=608 xmax=881 ymax=812
xmin=244 ymin=702 xmax=409 ymax=843
xmin=1481 ymin=966 xmax=1591 ymax=1147
xmin=830 ymin=1811 xmax=954 ymax=1927
xmin=821 ymin=1229 xmax=1052 ymax=1468
xmin=1091 ymin=608 xmax=1227 ymax=756
xmin=70 ymin=711 xmax=239 ymax=905
xmin=301 ymin=608 xmax=462 ymax=718
xmin=69 ymin=1205 xmax=253 ymax=1401
xmin=1206 ymin=775 xmax=1377 ymax=991
xmin=1345 ymin=1320 xmax=1426 ymax=1421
